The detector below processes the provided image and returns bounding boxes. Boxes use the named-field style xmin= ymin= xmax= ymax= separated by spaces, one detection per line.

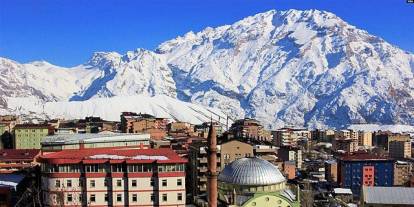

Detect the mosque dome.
xmin=218 ymin=157 xmax=286 ymax=186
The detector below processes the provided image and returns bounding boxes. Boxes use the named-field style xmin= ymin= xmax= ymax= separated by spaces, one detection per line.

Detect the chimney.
xmin=207 ymin=122 xmax=218 ymax=207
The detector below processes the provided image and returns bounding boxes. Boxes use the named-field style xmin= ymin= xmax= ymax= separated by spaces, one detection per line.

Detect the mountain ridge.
xmin=1 ymin=9 xmax=413 ymax=128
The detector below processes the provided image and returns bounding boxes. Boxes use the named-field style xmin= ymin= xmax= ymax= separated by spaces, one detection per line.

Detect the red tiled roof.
xmin=0 ymin=149 xmax=40 ymax=161
xmin=39 ymin=148 xmax=186 ymax=164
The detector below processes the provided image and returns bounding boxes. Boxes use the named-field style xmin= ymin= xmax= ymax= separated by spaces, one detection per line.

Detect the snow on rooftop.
xmin=42 ymin=133 xmax=150 ymax=145
xmin=89 ymin=154 xmax=169 ymax=161
xmin=334 ymin=188 xmax=352 ymax=195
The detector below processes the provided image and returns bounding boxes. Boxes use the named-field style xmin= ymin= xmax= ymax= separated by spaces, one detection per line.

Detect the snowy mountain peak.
xmin=1 ymin=9 xmax=414 ymax=129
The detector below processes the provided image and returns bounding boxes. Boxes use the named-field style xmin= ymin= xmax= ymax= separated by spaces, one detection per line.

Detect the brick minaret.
xmin=207 ymin=122 xmax=218 ymax=207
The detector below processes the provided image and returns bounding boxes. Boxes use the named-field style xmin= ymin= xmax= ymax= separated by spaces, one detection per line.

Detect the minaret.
xmin=207 ymin=122 xmax=218 ymax=207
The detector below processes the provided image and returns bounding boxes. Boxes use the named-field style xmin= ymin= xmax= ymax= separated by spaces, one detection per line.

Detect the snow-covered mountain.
xmin=1 ymin=9 xmax=414 ymax=128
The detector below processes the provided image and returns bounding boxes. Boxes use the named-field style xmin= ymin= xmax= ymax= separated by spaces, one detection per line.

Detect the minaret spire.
xmin=207 ymin=121 xmax=218 ymax=207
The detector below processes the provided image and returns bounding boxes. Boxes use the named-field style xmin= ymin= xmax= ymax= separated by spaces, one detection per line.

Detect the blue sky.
xmin=0 ymin=0 xmax=413 ymax=67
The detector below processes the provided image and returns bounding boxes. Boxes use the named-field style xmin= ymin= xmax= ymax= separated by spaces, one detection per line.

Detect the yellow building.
xmin=358 ymin=131 xmax=372 ymax=146
xmin=14 ymin=124 xmax=52 ymax=149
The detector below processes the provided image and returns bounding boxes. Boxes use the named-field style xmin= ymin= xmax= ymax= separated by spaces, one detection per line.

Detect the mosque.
xmin=206 ymin=123 xmax=301 ymax=207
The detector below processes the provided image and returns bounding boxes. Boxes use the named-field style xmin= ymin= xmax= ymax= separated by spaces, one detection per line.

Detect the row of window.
xmin=55 ymin=178 xmax=183 ymax=188
xmin=42 ymin=163 xmax=185 ymax=173
xmin=64 ymin=193 xmax=183 ymax=203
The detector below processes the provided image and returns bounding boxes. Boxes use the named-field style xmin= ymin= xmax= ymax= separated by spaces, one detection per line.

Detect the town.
xmin=0 ymin=113 xmax=412 ymax=207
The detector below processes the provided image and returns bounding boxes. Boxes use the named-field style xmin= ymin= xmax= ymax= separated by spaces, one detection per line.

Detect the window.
xmin=150 ymin=193 xmax=155 ymax=202
xmin=55 ymin=180 xmax=60 ymax=188
xmin=90 ymin=194 xmax=96 ymax=203
xmin=66 ymin=180 xmax=72 ymax=187
xmin=117 ymin=179 xmax=122 ymax=187
xmin=131 ymin=180 xmax=137 ymax=187
xmin=104 ymin=194 xmax=108 ymax=202
xmin=177 ymin=179 xmax=182 ymax=186
xmin=162 ymin=194 xmax=167 ymax=202
xmin=90 ymin=180 xmax=95 ymax=188
xmin=67 ymin=194 xmax=72 ymax=202
xmin=162 ymin=179 xmax=167 ymax=187
xmin=150 ymin=179 xmax=155 ymax=187
xmin=117 ymin=194 xmax=122 ymax=202
xmin=132 ymin=194 xmax=137 ymax=202
xmin=177 ymin=193 xmax=182 ymax=201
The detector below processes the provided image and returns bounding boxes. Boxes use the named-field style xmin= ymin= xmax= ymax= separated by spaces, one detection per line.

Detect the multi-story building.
xmin=120 ymin=112 xmax=168 ymax=139
xmin=325 ymin=160 xmax=338 ymax=183
xmin=0 ymin=115 xmax=20 ymax=132
xmin=13 ymin=124 xmax=54 ymax=149
xmin=272 ymin=129 xmax=299 ymax=147
xmin=41 ymin=133 xmax=150 ymax=152
xmin=338 ymin=153 xmax=394 ymax=195
xmin=253 ymin=145 xmax=279 ymax=165
xmin=187 ymin=139 xmax=255 ymax=198
xmin=194 ymin=122 xmax=223 ymax=138
xmin=283 ymin=161 xmax=296 ymax=180
xmin=335 ymin=130 xmax=358 ymax=140
xmin=0 ymin=124 xmax=5 ymax=136
xmin=228 ymin=118 xmax=272 ymax=142
xmin=39 ymin=147 xmax=186 ymax=207
xmin=0 ymin=149 xmax=40 ymax=173
xmin=278 ymin=146 xmax=302 ymax=169
xmin=332 ymin=138 xmax=358 ymax=153
xmin=220 ymin=140 xmax=253 ymax=169
xmin=358 ymin=131 xmax=373 ymax=146
xmin=318 ymin=129 xmax=335 ymax=142
xmin=389 ymin=139 xmax=412 ymax=159
xmin=394 ymin=161 xmax=412 ymax=186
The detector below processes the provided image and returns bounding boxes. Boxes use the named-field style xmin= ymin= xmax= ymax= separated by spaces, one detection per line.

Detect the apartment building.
xmin=358 ymin=131 xmax=373 ymax=146
xmin=39 ymin=148 xmax=186 ymax=207
xmin=272 ymin=129 xmax=299 ymax=147
xmin=228 ymin=118 xmax=272 ymax=142
xmin=389 ymin=139 xmax=412 ymax=159
xmin=278 ymin=146 xmax=303 ymax=169
xmin=394 ymin=161 xmax=412 ymax=186
xmin=338 ymin=153 xmax=394 ymax=195
xmin=0 ymin=149 xmax=40 ymax=173
xmin=120 ymin=112 xmax=168 ymax=139
xmin=187 ymin=139 xmax=255 ymax=198
xmin=13 ymin=124 xmax=54 ymax=149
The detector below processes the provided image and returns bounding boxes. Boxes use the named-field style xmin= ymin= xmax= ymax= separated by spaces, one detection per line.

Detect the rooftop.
xmin=41 ymin=133 xmax=150 ymax=145
xmin=14 ymin=124 xmax=51 ymax=129
xmin=339 ymin=153 xmax=391 ymax=161
xmin=218 ymin=157 xmax=286 ymax=186
xmin=362 ymin=186 xmax=414 ymax=205
xmin=0 ymin=149 xmax=40 ymax=161
xmin=39 ymin=147 xmax=186 ymax=164
xmin=334 ymin=188 xmax=352 ymax=195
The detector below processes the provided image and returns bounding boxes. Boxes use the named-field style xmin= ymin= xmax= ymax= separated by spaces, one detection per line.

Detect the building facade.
xmin=228 ymin=118 xmax=272 ymax=142
xmin=389 ymin=140 xmax=412 ymax=159
xmin=358 ymin=131 xmax=373 ymax=146
xmin=394 ymin=161 xmax=412 ymax=186
xmin=278 ymin=146 xmax=303 ymax=169
xmin=39 ymin=148 xmax=186 ymax=207
xmin=14 ymin=124 xmax=53 ymax=149
xmin=338 ymin=154 xmax=394 ymax=195
xmin=0 ymin=149 xmax=40 ymax=173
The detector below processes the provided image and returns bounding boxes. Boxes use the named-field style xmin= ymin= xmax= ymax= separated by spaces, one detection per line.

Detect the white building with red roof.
xmin=38 ymin=147 xmax=186 ymax=207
